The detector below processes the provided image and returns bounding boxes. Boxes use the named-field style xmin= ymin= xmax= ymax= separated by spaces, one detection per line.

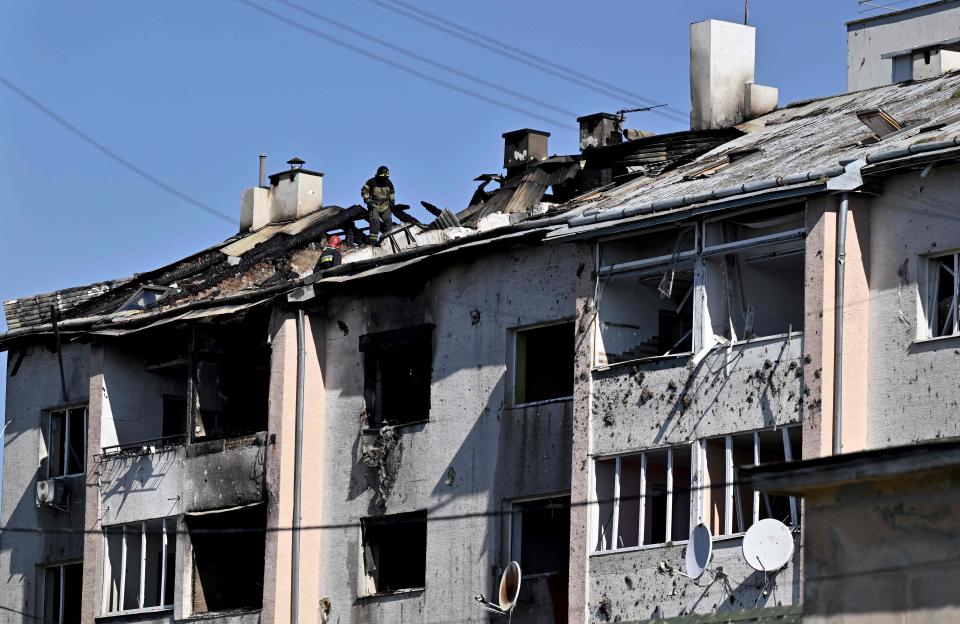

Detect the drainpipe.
xmin=291 ymin=308 xmax=306 ymax=623
xmin=833 ymin=193 xmax=849 ymax=456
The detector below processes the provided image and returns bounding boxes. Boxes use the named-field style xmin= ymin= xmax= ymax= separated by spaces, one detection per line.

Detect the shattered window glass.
xmin=926 ymin=253 xmax=959 ymax=338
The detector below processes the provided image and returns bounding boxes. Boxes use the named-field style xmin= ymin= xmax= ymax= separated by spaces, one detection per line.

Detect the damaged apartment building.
xmin=4 ymin=2 xmax=960 ymax=623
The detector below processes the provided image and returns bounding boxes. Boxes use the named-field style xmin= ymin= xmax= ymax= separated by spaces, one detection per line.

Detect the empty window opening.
xmin=703 ymin=425 xmax=801 ymax=538
xmin=361 ymin=510 xmax=427 ymax=595
xmin=187 ymin=504 xmax=265 ymax=614
xmin=514 ymin=322 xmax=575 ymax=404
xmin=925 ymin=252 xmax=959 ymax=338
xmin=510 ymin=496 xmax=570 ymax=576
xmin=162 ymin=396 xmax=188 ymax=442
xmin=44 ymin=562 xmax=81 ymax=624
xmin=45 ymin=406 xmax=86 ymax=478
xmin=594 ymin=445 xmax=692 ymax=552
xmin=597 ymin=268 xmax=694 ymax=365
xmin=361 ymin=325 xmax=434 ymax=428
xmin=104 ymin=518 xmax=175 ymax=614
xmin=119 ymin=286 xmax=171 ymax=312
xmin=192 ymin=317 xmax=271 ymax=442
xmin=600 ymin=226 xmax=697 ymax=270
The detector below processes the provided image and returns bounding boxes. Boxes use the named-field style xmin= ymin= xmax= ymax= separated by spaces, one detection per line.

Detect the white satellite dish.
xmin=475 ymin=561 xmax=522 ymax=617
xmin=498 ymin=561 xmax=522 ymax=611
xmin=685 ymin=523 xmax=713 ymax=580
xmin=742 ymin=519 xmax=794 ymax=572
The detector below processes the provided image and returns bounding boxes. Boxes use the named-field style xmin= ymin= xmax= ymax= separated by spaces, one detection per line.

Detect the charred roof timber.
xmin=502 ymin=129 xmax=550 ymax=178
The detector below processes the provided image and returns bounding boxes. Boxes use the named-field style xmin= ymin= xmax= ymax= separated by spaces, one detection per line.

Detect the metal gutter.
xmin=291 ymin=309 xmax=306 ymax=623
xmin=833 ymin=193 xmax=849 ymax=456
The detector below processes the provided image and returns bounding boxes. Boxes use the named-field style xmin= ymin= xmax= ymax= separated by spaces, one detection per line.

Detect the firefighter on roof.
xmin=361 ymin=165 xmax=395 ymax=244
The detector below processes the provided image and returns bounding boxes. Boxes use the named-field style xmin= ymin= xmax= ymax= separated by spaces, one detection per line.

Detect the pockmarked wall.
xmin=308 ymin=242 xmax=589 ymax=624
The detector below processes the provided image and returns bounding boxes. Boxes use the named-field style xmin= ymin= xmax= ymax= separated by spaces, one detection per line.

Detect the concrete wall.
xmin=297 ymin=242 xmax=588 ymax=624
xmin=846 ymin=0 xmax=960 ymax=91
xmin=1 ymin=342 xmax=90 ymax=621
xmin=802 ymin=466 xmax=960 ymax=624
xmin=865 ymin=164 xmax=960 ymax=447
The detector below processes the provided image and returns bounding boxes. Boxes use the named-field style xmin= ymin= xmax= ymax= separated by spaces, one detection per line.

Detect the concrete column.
xmin=80 ymin=343 xmax=105 ymax=622
xmin=568 ymin=248 xmax=598 ymax=623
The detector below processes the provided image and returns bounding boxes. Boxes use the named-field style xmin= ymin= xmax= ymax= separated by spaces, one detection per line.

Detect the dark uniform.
xmin=361 ymin=166 xmax=395 ymax=243
xmin=316 ymin=247 xmax=342 ymax=271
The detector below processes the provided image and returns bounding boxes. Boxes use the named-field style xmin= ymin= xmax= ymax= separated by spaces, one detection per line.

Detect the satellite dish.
xmin=475 ymin=561 xmax=522 ymax=617
xmin=742 ymin=519 xmax=794 ymax=572
xmin=685 ymin=523 xmax=713 ymax=580
xmin=498 ymin=561 xmax=522 ymax=611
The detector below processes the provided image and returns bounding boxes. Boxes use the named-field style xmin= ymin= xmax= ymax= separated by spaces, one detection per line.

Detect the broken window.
xmin=510 ymin=496 xmax=570 ymax=576
xmin=701 ymin=425 xmax=801 ymax=537
xmin=45 ymin=406 xmax=86 ymax=478
xmin=187 ymin=504 xmax=265 ymax=614
xmin=43 ymin=562 xmax=81 ymax=624
xmin=513 ymin=322 xmax=575 ymax=404
xmin=704 ymin=205 xmax=805 ymax=341
xmin=361 ymin=510 xmax=427 ymax=595
xmin=192 ymin=318 xmax=271 ymax=442
xmin=596 ymin=227 xmax=697 ymax=366
xmin=924 ymin=252 xmax=960 ymax=338
xmin=361 ymin=325 xmax=433 ymax=428
xmin=119 ymin=286 xmax=171 ymax=311
xmin=593 ymin=445 xmax=692 ymax=552
xmin=104 ymin=518 xmax=175 ymax=614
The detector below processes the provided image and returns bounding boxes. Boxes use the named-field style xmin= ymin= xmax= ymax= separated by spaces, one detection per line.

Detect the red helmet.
xmin=327 ymin=235 xmax=342 ymax=248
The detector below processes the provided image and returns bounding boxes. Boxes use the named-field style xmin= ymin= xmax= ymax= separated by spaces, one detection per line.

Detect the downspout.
xmin=833 ymin=194 xmax=849 ymax=456
xmin=291 ymin=308 xmax=306 ymax=623
xmin=825 ymin=159 xmax=865 ymax=456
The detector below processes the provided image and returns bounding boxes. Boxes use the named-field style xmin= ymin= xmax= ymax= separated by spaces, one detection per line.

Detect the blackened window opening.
xmin=515 ymin=322 xmax=575 ymax=404
xmin=514 ymin=496 xmax=570 ymax=575
xmin=187 ymin=504 xmax=266 ymax=614
xmin=361 ymin=325 xmax=434 ymax=428
xmin=361 ymin=510 xmax=428 ymax=594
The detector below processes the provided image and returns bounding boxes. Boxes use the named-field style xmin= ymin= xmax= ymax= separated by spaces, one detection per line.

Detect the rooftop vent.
xmin=240 ymin=156 xmax=324 ymax=232
xmin=502 ymin=129 xmax=550 ymax=178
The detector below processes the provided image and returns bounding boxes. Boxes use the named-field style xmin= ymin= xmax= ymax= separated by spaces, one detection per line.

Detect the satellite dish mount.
xmin=475 ymin=561 xmax=522 ymax=621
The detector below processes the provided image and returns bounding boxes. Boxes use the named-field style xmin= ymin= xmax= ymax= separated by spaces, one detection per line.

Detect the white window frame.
xmin=594 ymin=203 xmax=806 ymax=369
xmin=923 ymin=251 xmax=960 ymax=339
xmin=45 ymin=405 xmax=88 ymax=479
xmin=42 ymin=561 xmax=81 ymax=624
xmin=593 ymin=443 xmax=693 ymax=553
xmin=592 ymin=425 xmax=801 ymax=555
xmin=102 ymin=518 xmax=173 ymax=615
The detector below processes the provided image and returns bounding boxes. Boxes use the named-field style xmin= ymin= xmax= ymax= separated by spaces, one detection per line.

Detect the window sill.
xmin=508 ymin=396 xmax=574 ymax=409
xmin=521 ymin=571 xmax=563 ymax=580
xmin=591 ymin=539 xmax=689 ymax=557
xmin=913 ymin=333 xmax=960 ymax=346
xmin=47 ymin=472 xmax=85 ymax=480
xmin=362 ymin=419 xmax=429 ymax=434
xmin=357 ymin=587 xmax=425 ymax=600
xmin=97 ymin=605 xmax=173 ymax=619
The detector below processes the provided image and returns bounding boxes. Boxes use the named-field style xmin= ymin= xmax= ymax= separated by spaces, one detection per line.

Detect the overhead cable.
xmin=0 ymin=75 xmax=233 ymax=225
xmin=231 ymin=0 xmax=575 ymax=130
xmin=366 ymin=0 xmax=690 ymax=125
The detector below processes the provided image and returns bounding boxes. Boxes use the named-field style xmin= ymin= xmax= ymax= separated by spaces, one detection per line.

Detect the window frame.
xmin=45 ymin=404 xmax=88 ymax=480
xmin=591 ymin=425 xmax=801 ymax=556
xmin=101 ymin=518 xmax=174 ymax=616
xmin=42 ymin=560 xmax=82 ymax=624
xmin=359 ymin=510 xmax=428 ymax=597
xmin=360 ymin=324 xmax=434 ymax=429
xmin=921 ymin=250 xmax=960 ymax=340
xmin=594 ymin=202 xmax=807 ymax=369
xmin=509 ymin=320 xmax=576 ymax=407
xmin=506 ymin=493 xmax=571 ymax=578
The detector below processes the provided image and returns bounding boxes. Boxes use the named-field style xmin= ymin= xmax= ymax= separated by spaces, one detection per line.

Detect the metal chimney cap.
xmin=287 ymin=157 xmax=306 ymax=169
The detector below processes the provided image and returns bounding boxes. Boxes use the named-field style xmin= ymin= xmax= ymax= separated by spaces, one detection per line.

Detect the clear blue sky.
xmin=0 ymin=1 xmax=874 ymax=416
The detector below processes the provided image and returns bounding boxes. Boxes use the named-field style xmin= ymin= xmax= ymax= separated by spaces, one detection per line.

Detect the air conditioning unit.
xmin=36 ymin=479 xmax=67 ymax=508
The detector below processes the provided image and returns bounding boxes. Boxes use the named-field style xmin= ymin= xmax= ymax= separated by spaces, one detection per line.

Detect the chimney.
xmin=690 ymin=20 xmax=778 ymax=130
xmin=502 ymin=129 xmax=550 ymax=178
xmin=240 ymin=156 xmax=324 ymax=232
xmin=577 ymin=113 xmax=623 ymax=151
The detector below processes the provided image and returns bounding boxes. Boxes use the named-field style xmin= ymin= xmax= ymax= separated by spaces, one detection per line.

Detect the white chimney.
xmin=240 ymin=157 xmax=324 ymax=232
xmin=690 ymin=20 xmax=778 ymax=130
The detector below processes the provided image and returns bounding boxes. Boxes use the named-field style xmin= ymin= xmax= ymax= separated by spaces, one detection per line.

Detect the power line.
xmin=0 ymin=75 xmax=234 ymax=225
xmin=272 ymin=0 xmax=580 ymax=120
xmin=365 ymin=0 xmax=690 ymax=125
xmin=230 ymin=0 xmax=575 ymax=130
